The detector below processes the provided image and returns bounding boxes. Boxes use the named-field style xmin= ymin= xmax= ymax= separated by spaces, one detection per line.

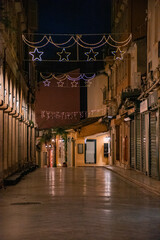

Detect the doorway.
xmin=85 ymin=139 xmax=96 ymax=164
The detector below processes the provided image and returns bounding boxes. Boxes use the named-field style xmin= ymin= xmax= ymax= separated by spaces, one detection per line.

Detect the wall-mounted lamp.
xmin=124 ymin=117 xmax=131 ymax=122
xmin=104 ymin=136 xmax=111 ymax=143
xmin=9 ymin=93 xmax=11 ymax=102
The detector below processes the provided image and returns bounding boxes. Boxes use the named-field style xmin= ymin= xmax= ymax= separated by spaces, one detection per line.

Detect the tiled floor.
xmin=0 ymin=167 xmax=160 ymax=240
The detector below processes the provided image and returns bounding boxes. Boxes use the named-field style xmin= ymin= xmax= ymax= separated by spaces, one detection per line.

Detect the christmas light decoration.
xmin=85 ymin=48 xmax=98 ymax=61
xmin=49 ymin=36 xmax=76 ymax=48
xmin=57 ymin=81 xmax=65 ymax=87
xmin=40 ymin=73 xmax=53 ymax=80
xmin=57 ymin=48 xmax=71 ymax=61
xmin=71 ymin=81 xmax=79 ymax=87
xmin=108 ymin=34 xmax=132 ymax=45
xmin=29 ymin=48 xmax=44 ymax=61
xmin=112 ymin=47 xmax=125 ymax=60
xmin=53 ymin=74 xmax=66 ymax=81
xmin=41 ymin=73 xmax=96 ymax=81
xmin=82 ymin=73 xmax=96 ymax=80
xmin=23 ymin=33 xmax=132 ymax=62
xmin=22 ymin=35 xmax=50 ymax=48
xmin=43 ymin=79 xmax=51 ymax=87
xmin=67 ymin=75 xmax=81 ymax=81
xmin=40 ymin=108 xmax=106 ymax=120
xmin=107 ymin=34 xmax=132 ymax=48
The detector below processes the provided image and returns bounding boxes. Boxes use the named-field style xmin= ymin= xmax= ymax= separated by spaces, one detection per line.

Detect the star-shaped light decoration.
xmin=29 ymin=48 xmax=44 ymax=61
xmin=57 ymin=81 xmax=65 ymax=87
xmin=43 ymin=80 xmax=51 ymax=87
xmin=85 ymin=48 xmax=98 ymax=61
xmin=71 ymin=81 xmax=78 ymax=87
xmin=112 ymin=47 xmax=125 ymax=60
xmin=85 ymin=80 xmax=92 ymax=87
xmin=57 ymin=48 xmax=71 ymax=61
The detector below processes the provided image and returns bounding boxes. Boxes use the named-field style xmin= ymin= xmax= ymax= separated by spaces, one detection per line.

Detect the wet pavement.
xmin=0 ymin=167 xmax=160 ymax=240
xmin=105 ymin=165 xmax=160 ymax=196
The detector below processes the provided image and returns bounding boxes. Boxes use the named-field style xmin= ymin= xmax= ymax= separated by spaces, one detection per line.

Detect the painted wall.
xmin=75 ymin=134 xmax=109 ymax=167
xmin=35 ymin=69 xmax=81 ymax=129
xmin=87 ymin=74 xmax=107 ymax=117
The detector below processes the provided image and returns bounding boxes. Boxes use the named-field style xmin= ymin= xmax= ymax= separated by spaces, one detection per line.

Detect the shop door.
xmin=85 ymin=139 xmax=96 ymax=164
xmin=111 ymin=134 xmax=115 ymax=165
xmin=72 ymin=139 xmax=75 ymax=167
xmin=141 ymin=114 xmax=146 ymax=173
xmin=130 ymin=120 xmax=135 ymax=168
xmin=136 ymin=114 xmax=141 ymax=170
xmin=124 ymin=136 xmax=128 ymax=162
xmin=149 ymin=111 xmax=158 ymax=178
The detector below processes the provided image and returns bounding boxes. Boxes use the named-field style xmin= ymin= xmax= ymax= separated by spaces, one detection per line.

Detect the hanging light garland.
xmin=40 ymin=72 xmax=96 ymax=87
xmin=40 ymin=108 xmax=106 ymax=120
xmin=22 ymin=33 xmax=132 ymax=61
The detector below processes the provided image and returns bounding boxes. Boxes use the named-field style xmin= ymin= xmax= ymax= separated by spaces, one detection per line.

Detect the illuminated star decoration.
xmin=85 ymin=48 xmax=98 ymax=61
xmin=85 ymin=80 xmax=92 ymax=87
xmin=112 ymin=47 xmax=125 ymax=60
xmin=43 ymin=80 xmax=51 ymax=87
xmin=57 ymin=81 xmax=65 ymax=87
xmin=57 ymin=48 xmax=71 ymax=61
xmin=29 ymin=48 xmax=44 ymax=61
xmin=71 ymin=81 xmax=78 ymax=87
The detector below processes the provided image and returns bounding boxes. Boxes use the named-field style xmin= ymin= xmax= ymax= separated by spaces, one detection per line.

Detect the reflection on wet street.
xmin=0 ymin=167 xmax=160 ymax=240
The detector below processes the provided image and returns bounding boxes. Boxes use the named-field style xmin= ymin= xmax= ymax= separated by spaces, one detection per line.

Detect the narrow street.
xmin=0 ymin=167 xmax=160 ymax=240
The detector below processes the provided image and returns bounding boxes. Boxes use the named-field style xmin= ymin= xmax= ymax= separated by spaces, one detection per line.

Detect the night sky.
xmin=38 ymin=0 xmax=111 ymax=34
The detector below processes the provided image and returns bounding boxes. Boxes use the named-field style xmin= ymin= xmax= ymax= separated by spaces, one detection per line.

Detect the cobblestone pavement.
xmin=0 ymin=167 xmax=160 ymax=240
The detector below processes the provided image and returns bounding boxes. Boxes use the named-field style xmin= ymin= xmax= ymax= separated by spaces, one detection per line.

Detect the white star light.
xmin=71 ymin=81 xmax=78 ymax=87
xmin=29 ymin=48 xmax=44 ymax=61
xmin=43 ymin=80 xmax=51 ymax=87
xmin=57 ymin=81 xmax=65 ymax=87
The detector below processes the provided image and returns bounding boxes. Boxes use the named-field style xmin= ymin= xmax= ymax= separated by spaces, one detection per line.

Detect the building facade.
xmin=0 ymin=0 xmax=38 ymax=185
xmin=106 ymin=0 xmax=160 ymax=180
xmin=106 ymin=0 xmax=148 ymax=170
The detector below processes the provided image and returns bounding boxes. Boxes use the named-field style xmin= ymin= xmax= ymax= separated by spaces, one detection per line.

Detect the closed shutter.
xmin=141 ymin=114 xmax=146 ymax=173
xmin=136 ymin=114 xmax=141 ymax=170
xmin=130 ymin=120 xmax=135 ymax=168
xmin=149 ymin=111 xmax=158 ymax=178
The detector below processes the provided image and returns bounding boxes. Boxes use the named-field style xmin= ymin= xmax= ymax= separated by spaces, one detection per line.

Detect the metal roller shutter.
xmin=141 ymin=114 xmax=146 ymax=173
xmin=136 ymin=114 xmax=141 ymax=170
xmin=130 ymin=120 xmax=135 ymax=168
xmin=149 ymin=111 xmax=158 ymax=178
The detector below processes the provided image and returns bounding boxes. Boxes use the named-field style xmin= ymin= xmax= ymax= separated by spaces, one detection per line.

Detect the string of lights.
xmin=22 ymin=33 xmax=132 ymax=49
xmin=40 ymin=108 xmax=106 ymax=120
xmin=22 ymin=33 xmax=132 ymax=61
xmin=108 ymin=34 xmax=132 ymax=44
xmin=40 ymin=72 xmax=96 ymax=81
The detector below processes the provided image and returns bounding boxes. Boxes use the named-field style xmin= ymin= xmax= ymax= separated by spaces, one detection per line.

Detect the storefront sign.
xmin=140 ymin=99 xmax=148 ymax=113
xmin=148 ymin=91 xmax=158 ymax=107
